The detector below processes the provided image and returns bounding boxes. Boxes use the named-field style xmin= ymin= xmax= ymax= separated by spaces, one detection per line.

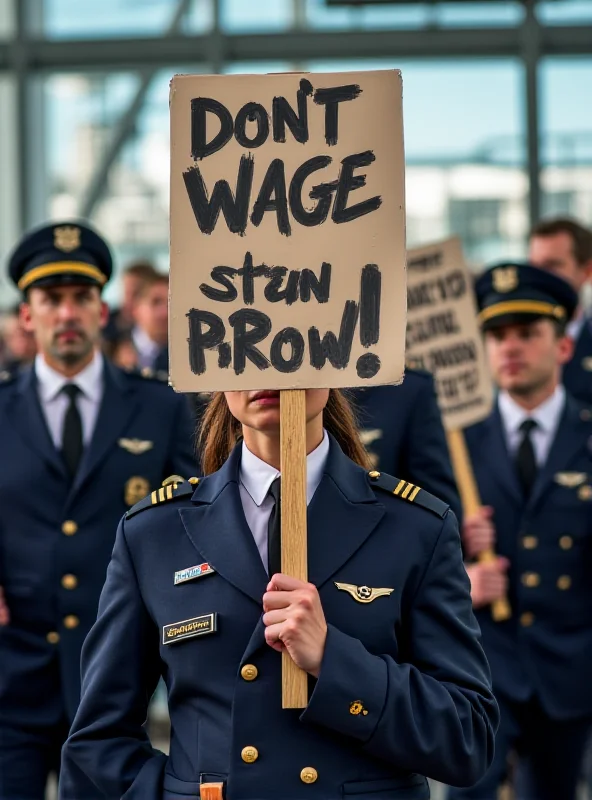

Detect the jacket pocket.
xmin=162 ymin=772 xmax=227 ymax=799
xmin=342 ymin=774 xmax=429 ymax=798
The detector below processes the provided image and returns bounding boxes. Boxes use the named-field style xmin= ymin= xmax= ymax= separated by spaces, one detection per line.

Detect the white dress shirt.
xmin=239 ymin=430 xmax=330 ymax=571
xmin=566 ymin=313 xmax=585 ymax=344
xmin=132 ymin=326 xmax=162 ymax=370
xmin=35 ymin=351 xmax=104 ymax=450
xmin=498 ymin=385 xmax=566 ymax=467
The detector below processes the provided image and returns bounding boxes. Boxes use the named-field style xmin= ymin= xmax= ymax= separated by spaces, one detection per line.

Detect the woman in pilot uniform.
xmin=60 ymin=388 xmax=498 ymax=800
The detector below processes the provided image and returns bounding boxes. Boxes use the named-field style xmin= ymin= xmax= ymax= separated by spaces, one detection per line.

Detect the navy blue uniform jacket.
xmin=563 ymin=319 xmax=592 ymax=405
xmin=464 ymin=395 xmax=592 ymax=720
xmin=0 ymin=361 xmax=196 ymax=724
xmin=61 ymin=437 xmax=498 ymax=800
xmin=350 ymin=370 xmax=461 ymax=522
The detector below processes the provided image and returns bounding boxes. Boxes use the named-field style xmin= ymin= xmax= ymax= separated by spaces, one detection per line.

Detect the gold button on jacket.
xmin=522 ymin=536 xmax=538 ymax=549
xmin=61 ymin=520 xmax=78 ymax=536
xmin=63 ymin=615 xmax=80 ymax=630
xmin=557 ymin=575 xmax=572 ymax=590
xmin=520 ymin=612 xmax=535 ymax=627
xmin=61 ymin=574 xmax=78 ymax=590
xmin=241 ymin=746 xmax=258 ymax=764
xmin=46 ymin=631 xmax=60 ymax=644
xmin=521 ymin=572 xmax=540 ymax=588
xmin=240 ymin=664 xmax=258 ymax=681
xmin=300 ymin=767 xmax=318 ymax=784
xmin=559 ymin=535 xmax=573 ymax=550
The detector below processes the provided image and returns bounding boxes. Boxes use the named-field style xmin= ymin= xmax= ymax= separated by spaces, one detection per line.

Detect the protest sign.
xmin=406 ymin=237 xmax=493 ymax=431
xmin=407 ymin=238 xmax=509 ymax=620
xmin=169 ymin=70 xmax=406 ymax=392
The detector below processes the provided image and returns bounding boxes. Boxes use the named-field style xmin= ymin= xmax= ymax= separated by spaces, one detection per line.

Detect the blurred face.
xmin=529 ymin=232 xmax=591 ymax=294
xmin=3 ymin=315 xmax=37 ymax=362
xmin=484 ymin=318 xmax=573 ymax=399
xmin=134 ymin=281 xmax=168 ymax=345
xmin=21 ymin=284 xmax=108 ymax=368
xmin=122 ymin=273 xmax=146 ymax=314
xmin=224 ymin=389 xmax=329 ymax=437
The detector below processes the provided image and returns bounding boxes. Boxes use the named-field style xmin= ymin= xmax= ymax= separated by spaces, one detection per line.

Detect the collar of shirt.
xmin=240 ymin=429 xmax=330 ymax=507
xmin=566 ymin=313 xmax=585 ymax=343
xmin=35 ymin=350 xmax=104 ymax=404
xmin=132 ymin=326 xmax=162 ymax=361
xmin=498 ymin=384 xmax=566 ymax=442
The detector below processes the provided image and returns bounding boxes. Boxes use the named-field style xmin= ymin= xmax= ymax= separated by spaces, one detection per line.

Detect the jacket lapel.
xmin=307 ymin=440 xmax=385 ymax=589
xmin=179 ymin=445 xmax=269 ymax=606
xmin=9 ymin=368 xmax=68 ymax=479
xmin=68 ymin=362 xmax=139 ymax=499
xmin=527 ymin=396 xmax=586 ymax=513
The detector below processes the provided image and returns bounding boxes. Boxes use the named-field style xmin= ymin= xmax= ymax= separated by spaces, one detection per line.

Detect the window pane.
xmin=43 ymin=0 xmax=213 ymax=39
xmin=306 ymin=1 xmax=523 ymax=30
xmin=540 ymin=58 xmax=592 ymax=220
xmin=306 ymin=59 xmax=526 ymax=265
xmin=220 ymin=0 xmax=293 ymax=32
xmin=537 ymin=1 xmax=592 ymax=24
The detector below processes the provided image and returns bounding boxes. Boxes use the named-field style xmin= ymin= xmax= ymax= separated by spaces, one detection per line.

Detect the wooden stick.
xmin=280 ymin=389 xmax=309 ymax=708
xmin=199 ymin=783 xmax=224 ymax=800
xmin=446 ymin=428 xmax=511 ymax=622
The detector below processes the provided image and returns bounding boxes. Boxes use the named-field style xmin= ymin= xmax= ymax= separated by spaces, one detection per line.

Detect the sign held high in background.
xmin=169 ymin=70 xmax=406 ymax=391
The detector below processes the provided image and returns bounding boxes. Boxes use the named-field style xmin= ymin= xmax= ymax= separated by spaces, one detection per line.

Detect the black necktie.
xmin=267 ymin=477 xmax=281 ymax=577
xmin=516 ymin=418 xmax=538 ymax=498
xmin=62 ymin=383 xmax=83 ymax=478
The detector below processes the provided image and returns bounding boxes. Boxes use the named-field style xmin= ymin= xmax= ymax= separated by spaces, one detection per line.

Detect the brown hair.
xmin=197 ymin=390 xmax=372 ymax=475
xmin=136 ymin=271 xmax=169 ymax=301
xmin=123 ymin=260 xmax=158 ymax=281
xmin=530 ymin=217 xmax=592 ymax=266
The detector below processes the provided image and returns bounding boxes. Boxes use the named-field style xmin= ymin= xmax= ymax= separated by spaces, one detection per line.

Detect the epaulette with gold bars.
xmin=126 ymin=475 xmax=199 ymax=520
xmin=367 ymin=470 xmax=449 ymax=519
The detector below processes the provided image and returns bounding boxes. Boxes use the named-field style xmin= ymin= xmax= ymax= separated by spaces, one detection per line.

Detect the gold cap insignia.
xmin=492 ymin=266 xmax=518 ymax=293
xmin=334 ymin=582 xmax=394 ymax=604
xmin=554 ymin=472 xmax=587 ymax=488
xmin=54 ymin=225 xmax=81 ymax=253
xmin=124 ymin=476 xmax=150 ymax=506
xmin=118 ymin=438 xmax=154 ymax=455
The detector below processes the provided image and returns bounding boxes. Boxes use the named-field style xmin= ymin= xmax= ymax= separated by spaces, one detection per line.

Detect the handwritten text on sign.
xmin=406 ymin=238 xmax=493 ymax=430
xmin=170 ymin=71 xmax=406 ymax=391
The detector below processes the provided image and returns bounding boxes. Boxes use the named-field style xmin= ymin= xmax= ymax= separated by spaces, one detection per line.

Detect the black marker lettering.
xmin=270 ymin=327 xmax=305 ymax=373
xmin=272 ymin=78 xmax=313 ymax=144
xmin=308 ymin=300 xmax=358 ymax=370
xmin=200 ymin=266 xmax=238 ymax=302
xmin=187 ymin=309 xmax=226 ymax=375
xmin=250 ymin=158 xmax=291 ymax=236
xmin=183 ymin=154 xmax=254 ymax=235
xmin=289 ymin=156 xmax=334 ymax=227
xmin=313 ymin=84 xmax=362 ymax=146
xmin=264 ymin=267 xmax=300 ymax=305
xmin=234 ymin=102 xmax=269 ymax=149
xmin=356 ymin=353 xmax=381 ymax=379
xmin=190 ymin=98 xmax=233 ymax=160
xmin=218 ymin=342 xmax=232 ymax=369
xmin=239 ymin=251 xmax=269 ymax=305
xmin=333 ymin=151 xmax=382 ymax=224
xmin=299 ymin=262 xmax=331 ymax=303
xmin=228 ymin=309 xmax=271 ymax=374
xmin=359 ymin=264 xmax=381 ymax=347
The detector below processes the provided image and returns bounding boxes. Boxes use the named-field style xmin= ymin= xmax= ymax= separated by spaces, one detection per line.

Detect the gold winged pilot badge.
xmin=118 ymin=438 xmax=154 ymax=455
xmin=335 ymin=582 xmax=394 ymax=604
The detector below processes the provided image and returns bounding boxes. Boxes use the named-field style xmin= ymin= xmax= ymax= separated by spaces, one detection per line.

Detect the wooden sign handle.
xmin=446 ymin=428 xmax=511 ymax=623
xmin=199 ymin=783 xmax=224 ymax=800
xmin=280 ymin=389 xmax=309 ymax=708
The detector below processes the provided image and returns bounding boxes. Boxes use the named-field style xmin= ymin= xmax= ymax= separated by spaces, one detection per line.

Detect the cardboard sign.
xmin=169 ymin=70 xmax=406 ymax=391
xmin=406 ymin=237 xmax=493 ymax=430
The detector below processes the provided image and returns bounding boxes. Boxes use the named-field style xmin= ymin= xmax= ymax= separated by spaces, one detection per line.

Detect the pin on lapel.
xmin=163 ymin=613 xmax=217 ymax=645
xmin=335 ymin=582 xmax=394 ymax=604
xmin=554 ymin=472 xmax=587 ymax=488
xmin=174 ymin=562 xmax=215 ymax=585
xmin=118 ymin=438 xmax=154 ymax=455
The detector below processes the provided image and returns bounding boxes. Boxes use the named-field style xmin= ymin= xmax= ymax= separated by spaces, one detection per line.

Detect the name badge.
xmin=174 ymin=562 xmax=215 ymax=585
xmin=163 ymin=613 xmax=217 ymax=645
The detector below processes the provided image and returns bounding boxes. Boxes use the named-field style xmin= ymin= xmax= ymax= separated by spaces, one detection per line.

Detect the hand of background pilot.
xmin=263 ymin=574 xmax=328 ymax=678
xmin=462 ymin=507 xmax=510 ymax=609
xmin=0 ymin=586 xmax=9 ymax=625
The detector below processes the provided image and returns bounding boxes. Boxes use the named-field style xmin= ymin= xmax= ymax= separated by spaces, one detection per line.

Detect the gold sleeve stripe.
xmin=17 ymin=262 xmax=107 ymax=290
xmin=394 ymin=479 xmax=406 ymax=496
xmin=409 ymin=485 xmax=421 ymax=502
xmin=166 ymin=484 xmax=173 ymax=501
xmin=158 ymin=487 xmax=165 ymax=503
xmin=151 ymin=491 xmax=158 ymax=504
